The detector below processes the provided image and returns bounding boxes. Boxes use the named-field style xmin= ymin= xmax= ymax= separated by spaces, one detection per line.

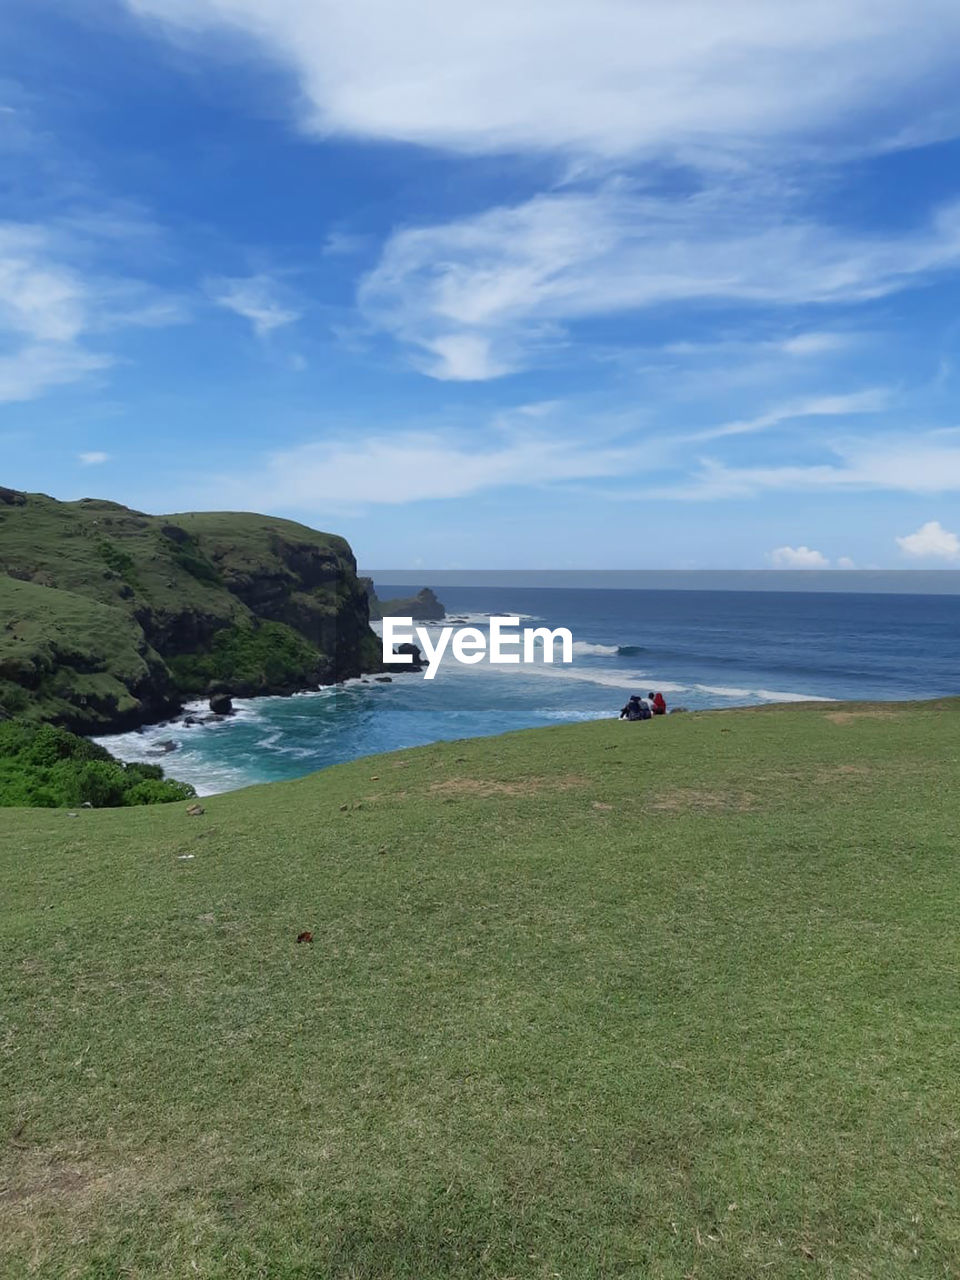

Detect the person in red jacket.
xmin=649 ymin=690 xmax=667 ymax=715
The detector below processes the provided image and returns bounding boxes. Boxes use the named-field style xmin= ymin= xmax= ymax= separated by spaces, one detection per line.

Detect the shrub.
xmin=0 ymin=719 xmax=196 ymax=808
xmin=98 ymin=541 xmax=142 ymax=590
xmin=169 ymin=621 xmax=321 ymax=695
xmin=160 ymin=531 xmax=223 ymax=586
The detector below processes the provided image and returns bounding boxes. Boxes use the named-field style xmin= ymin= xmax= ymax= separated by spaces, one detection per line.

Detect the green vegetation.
xmin=0 ymin=576 xmax=173 ymax=730
xmin=0 ymin=719 xmax=195 ymax=808
xmin=168 ymin=620 xmax=326 ymax=695
xmin=97 ymin=540 xmax=142 ymax=591
xmin=159 ymin=529 xmax=222 ymax=587
xmin=0 ymin=491 xmax=377 ymax=732
xmin=3 ymin=698 xmax=959 ymax=1277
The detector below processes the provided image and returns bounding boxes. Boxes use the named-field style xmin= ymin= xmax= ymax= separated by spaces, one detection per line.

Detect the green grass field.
xmin=2 ymin=699 xmax=960 ymax=1278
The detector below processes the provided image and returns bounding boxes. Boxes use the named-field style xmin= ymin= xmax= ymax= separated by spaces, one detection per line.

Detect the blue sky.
xmin=3 ymin=0 xmax=960 ymax=568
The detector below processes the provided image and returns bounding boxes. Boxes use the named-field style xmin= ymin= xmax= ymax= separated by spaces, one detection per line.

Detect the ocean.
xmin=97 ymin=586 xmax=960 ymax=795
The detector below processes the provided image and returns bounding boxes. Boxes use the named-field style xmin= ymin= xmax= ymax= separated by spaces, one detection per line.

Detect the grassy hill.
xmin=0 ymin=490 xmax=380 ymax=733
xmin=2 ymin=698 xmax=959 ymax=1277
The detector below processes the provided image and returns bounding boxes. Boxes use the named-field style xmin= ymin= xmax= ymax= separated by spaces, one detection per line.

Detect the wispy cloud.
xmin=687 ymin=389 xmax=889 ymax=442
xmin=0 ymin=224 xmax=87 ymax=343
xmin=322 ymin=230 xmax=369 ymax=257
xmin=179 ymin=389 xmax=915 ymax=513
xmin=0 ymin=220 xmax=184 ymax=403
xmin=78 ymin=450 xmax=109 ymax=466
xmin=206 ymin=274 xmax=301 ymax=337
xmin=663 ymin=331 xmax=860 ymax=359
xmin=0 ymin=345 xmax=112 ymax=404
xmin=665 ymin=433 xmax=960 ymax=500
xmin=204 ymin=427 xmax=656 ymax=509
xmin=358 ymin=187 xmax=960 ymax=379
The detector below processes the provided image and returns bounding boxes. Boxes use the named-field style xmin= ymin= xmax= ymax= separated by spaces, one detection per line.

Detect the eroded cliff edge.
xmin=0 ymin=489 xmax=381 ymax=733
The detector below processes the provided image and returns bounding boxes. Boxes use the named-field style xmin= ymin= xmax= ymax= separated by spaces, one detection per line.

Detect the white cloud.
xmin=664 ymin=433 xmax=960 ymax=500
xmin=769 ymin=545 xmax=830 ymax=568
xmin=322 ymin=230 xmax=369 ymax=257
xmin=895 ymin=520 xmax=960 ymax=559
xmin=184 ymin=395 xmax=957 ymax=513
xmin=78 ymin=450 xmax=109 ymax=466
xmin=201 ymin=417 xmax=664 ymax=508
xmin=206 ymin=274 xmax=301 ymax=336
xmin=0 ymin=225 xmax=87 ymax=343
xmin=358 ymin=187 xmax=960 ymax=378
xmin=666 ymin=332 xmax=858 ymax=359
xmin=125 ymin=1 xmax=960 ymax=160
xmin=0 ymin=221 xmax=182 ymax=403
xmin=0 ymin=345 xmax=112 ymax=404
xmin=836 ymin=556 xmax=857 ymax=569
xmin=688 ymin=389 xmax=889 ymax=442
xmin=778 ymin=332 xmax=856 ymax=356
xmin=122 ymin=1 xmax=960 ymax=384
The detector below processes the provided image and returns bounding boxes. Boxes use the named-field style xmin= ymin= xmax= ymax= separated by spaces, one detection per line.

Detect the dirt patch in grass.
xmin=648 ymin=788 xmax=759 ymax=814
xmin=819 ymin=763 xmax=872 ymax=778
xmin=0 ymin=1147 xmax=160 ymax=1215
xmin=825 ymin=709 xmax=900 ymax=725
xmin=0 ymin=1162 xmax=94 ymax=1208
xmin=428 ymin=774 xmax=588 ymax=798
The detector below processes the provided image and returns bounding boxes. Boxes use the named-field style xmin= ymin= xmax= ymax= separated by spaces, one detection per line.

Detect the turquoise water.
xmin=96 ymin=586 xmax=960 ymax=795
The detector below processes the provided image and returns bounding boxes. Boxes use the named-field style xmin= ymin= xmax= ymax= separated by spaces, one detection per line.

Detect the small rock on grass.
xmin=186 ymin=802 xmax=205 ymax=816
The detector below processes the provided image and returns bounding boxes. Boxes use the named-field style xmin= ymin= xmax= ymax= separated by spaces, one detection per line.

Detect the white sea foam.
xmin=512 ymin=662 xmax=678 ymax=693
xmin=694 ymin=684 xmax=754 ymax=698
xmin=373 ymin=610 xmax=542 ymax=634
xmin=756 ymin=689 xmax=835 ymax=702
xmin=572 ymin=641 xmax=620 ymax=656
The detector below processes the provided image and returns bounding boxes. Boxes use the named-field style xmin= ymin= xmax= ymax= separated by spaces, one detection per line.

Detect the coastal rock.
xmin=362 ymin=581 xmax=445 ymax=622
xmin=208 ymin=694 xmax=234 ymax=715
xmin=379 ymin=640 xmax=426 ymax=675
xmin=148 ymin=738 xmax=179 ymax=754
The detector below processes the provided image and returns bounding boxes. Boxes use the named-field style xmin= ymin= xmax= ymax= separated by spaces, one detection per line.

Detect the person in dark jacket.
xmin=619 ymin=694 xmax=648 ymax=721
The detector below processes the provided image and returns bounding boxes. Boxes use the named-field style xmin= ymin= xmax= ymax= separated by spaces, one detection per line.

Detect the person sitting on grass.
xmin=649 ymin=690 xmax=667 ymax=715
xmin=620 ymin=695 xmax=651 ymax=721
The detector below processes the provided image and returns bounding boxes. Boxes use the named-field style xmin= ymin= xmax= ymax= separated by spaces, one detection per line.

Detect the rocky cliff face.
xmin=0 ymin=492 xmax=381 ymax=733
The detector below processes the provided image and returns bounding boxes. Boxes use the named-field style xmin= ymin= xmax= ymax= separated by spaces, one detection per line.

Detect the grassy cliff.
xmin=2 ymin=698 xmax=959 ymax=1277
xmin=0 ymin=489 xmax=380 ymax=733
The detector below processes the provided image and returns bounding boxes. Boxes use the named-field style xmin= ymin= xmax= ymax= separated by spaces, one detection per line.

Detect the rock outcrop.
xmin=362 ymin=581 xmax=445 ymax=621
